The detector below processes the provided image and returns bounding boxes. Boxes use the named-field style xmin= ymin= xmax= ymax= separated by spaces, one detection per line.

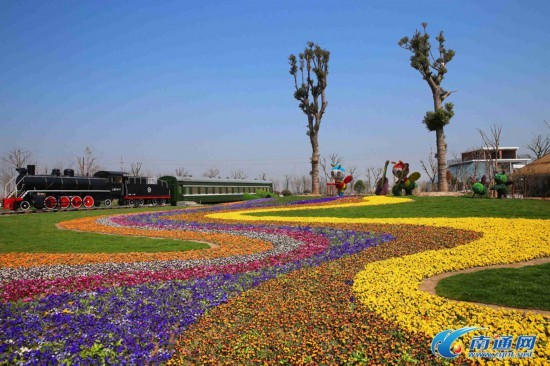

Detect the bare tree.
xmin=1 ymin=148 xmax=34 ymax=195
xmin=75 ymin=147 xmax=99 ymax=177
xmin=420 ymin=148 xmax=438 ymax=190
xmin=291 ymin=175 xmax=311 ymax=194
xmin=478 ymin=123 xmax=502 ymax=178
xmin=271 ymin=178 xmax=281 ymax=193
xmin=450 ymin=151 xmax=467 ymax=191
xmin=399 ymin=23 xmax=456 ymax=192
xmin=231 ymin=170 xmax=248 ymax=179
xmin=526 ymin=134 xmax=550 ymax=159
xmin=366 ymin=167 xmax=383 ymax=194
xmin=283 ymin=174 xmax=293 ymax=191
xmin=346 ymin=165 xmax=358 ymax=196
xmin=1 ymin=148 xmax=32 ymax=169
xmin=203 ymin=167 xmax=220 ymax=178
xmin=320 ymin=153 xmax=344 ymax=194
xmin=300 ymin=174 xmax=312 ymax=194
xmin=320 ymin=153 xmax=343 ymax=182
xmin=289 ymin=42 xmax=330 ymax=195
xmin=175 ymin=167 xmax=190 ymax=177
xmin=258 ymin=172 xmax=268 ymax=181
xmin=130 ymin=162 xmax=143 ymax=176
xmin=478 ymin=124 xmax=503 ymax=198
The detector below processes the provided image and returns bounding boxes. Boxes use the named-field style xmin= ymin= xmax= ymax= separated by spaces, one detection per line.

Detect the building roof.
xmin=164 ymin=176 xmax=272 ymax=184
xmin=510 ymin=154 xmax=550 ymax=177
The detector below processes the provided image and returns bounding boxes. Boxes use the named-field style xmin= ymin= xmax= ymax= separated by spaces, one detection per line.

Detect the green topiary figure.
xmin=490 ymin=173 xmax=511 ymax=199
xmin=472 ymin=182 xmax=488 ymax=197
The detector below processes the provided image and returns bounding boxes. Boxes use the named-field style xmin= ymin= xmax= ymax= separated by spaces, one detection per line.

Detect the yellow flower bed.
xmin=208 ymin=196 xmax=550 ymax=364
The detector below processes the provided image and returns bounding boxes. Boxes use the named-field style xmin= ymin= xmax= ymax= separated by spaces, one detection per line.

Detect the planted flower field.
xmin=0 ymin=196 xmax=548 ymax=365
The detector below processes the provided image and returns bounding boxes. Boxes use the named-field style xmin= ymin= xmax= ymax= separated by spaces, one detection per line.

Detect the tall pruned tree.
xmin=399 ymin=23 xmax=456 ymax=192
xmin=289 ymin=41 xmax=330 ymax=195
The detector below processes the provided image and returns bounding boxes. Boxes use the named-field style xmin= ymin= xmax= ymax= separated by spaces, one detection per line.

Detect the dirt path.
xmin=419 ymin=257 xmax=550 ymax=316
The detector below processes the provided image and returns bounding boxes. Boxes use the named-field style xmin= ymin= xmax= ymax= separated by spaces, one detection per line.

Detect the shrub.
xmin=243 ymin=193 xmax=260 ymax=201
xmin=281 ymin=189 xmax=292 ymax=196
xmin=255 ymin=189 xmax=275 ymax=198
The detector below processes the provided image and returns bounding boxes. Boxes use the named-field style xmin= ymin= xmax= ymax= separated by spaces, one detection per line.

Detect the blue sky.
xmin=1 ymin=0 xmax=549 ymax=183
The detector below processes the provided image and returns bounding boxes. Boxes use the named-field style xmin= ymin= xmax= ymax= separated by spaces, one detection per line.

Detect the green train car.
xmin=158 ymin=176 xmax=273 ymax=205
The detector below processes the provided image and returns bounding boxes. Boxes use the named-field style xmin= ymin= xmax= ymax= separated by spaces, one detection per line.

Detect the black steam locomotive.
xmin=1 ymin=165 xmax=170 ymax=210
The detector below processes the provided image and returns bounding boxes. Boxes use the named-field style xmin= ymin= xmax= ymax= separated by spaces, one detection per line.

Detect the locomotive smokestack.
xmin=51 ymin=169 xmax=61 ymax=176
xmin=27 ymin=165 xmax=35 ymax=175
xmin=64 ymin=169 xmax=74 ymax=177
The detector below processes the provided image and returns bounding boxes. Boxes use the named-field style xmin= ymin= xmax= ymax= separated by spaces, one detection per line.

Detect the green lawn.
xmin=0 ymin=206 xmax=209 ymax=253
xmin=249 ymin=196 xmax=550 ymax=219
xmin=435 ymin=263 xmax=550 ymax=311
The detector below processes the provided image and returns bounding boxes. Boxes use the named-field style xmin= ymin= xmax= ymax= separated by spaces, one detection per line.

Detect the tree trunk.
xmin=432 ymin=89 xmax=448 ymax=192
xmin=310 ymin=133 xmax=320 ymax=195
xmin=435 ymin=127 xmax=448 ymax=192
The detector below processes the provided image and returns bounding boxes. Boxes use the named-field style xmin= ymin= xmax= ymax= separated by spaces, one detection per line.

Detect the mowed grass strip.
xmin=248 ymin=196 xmax=550 ymax=219
xmin=0 ymin=206 xmax=209 ymax=253
xmin=435 ymin=263 xmax=550 ymax=311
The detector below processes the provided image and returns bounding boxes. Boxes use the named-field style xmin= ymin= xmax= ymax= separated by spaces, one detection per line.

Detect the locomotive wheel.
xmin=104 ymin=199 xmax=112 ymax=208
xmin=160 ymin=199 xmax=166 ymax=205
xmin=59 ymin=196 xmax=71 ymax=209
xmin=139 ymin=199 xmax=144 ymax=206
xmin=83 ymin=196 xmax=94 ymax=209
xmin=44 ymin=196 xmax=57 ymax=209
xmin=151 ymin=198 xmax=158 ymax=205
xmin=71 ymin=196 xmax=82 ymax=209
xmin=128 ymin=199 xmax=135 ymax=206
xmin=20 ymin=201 xmax=31 ymax=210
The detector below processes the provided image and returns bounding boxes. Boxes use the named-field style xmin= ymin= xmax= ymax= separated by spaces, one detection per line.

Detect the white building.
xmin=447 ymin=147 xmax=531 ymax=186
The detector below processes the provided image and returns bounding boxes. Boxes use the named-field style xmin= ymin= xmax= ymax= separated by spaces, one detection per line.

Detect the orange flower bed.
xmin=0 ymin=216 xmax=273 ymax=268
